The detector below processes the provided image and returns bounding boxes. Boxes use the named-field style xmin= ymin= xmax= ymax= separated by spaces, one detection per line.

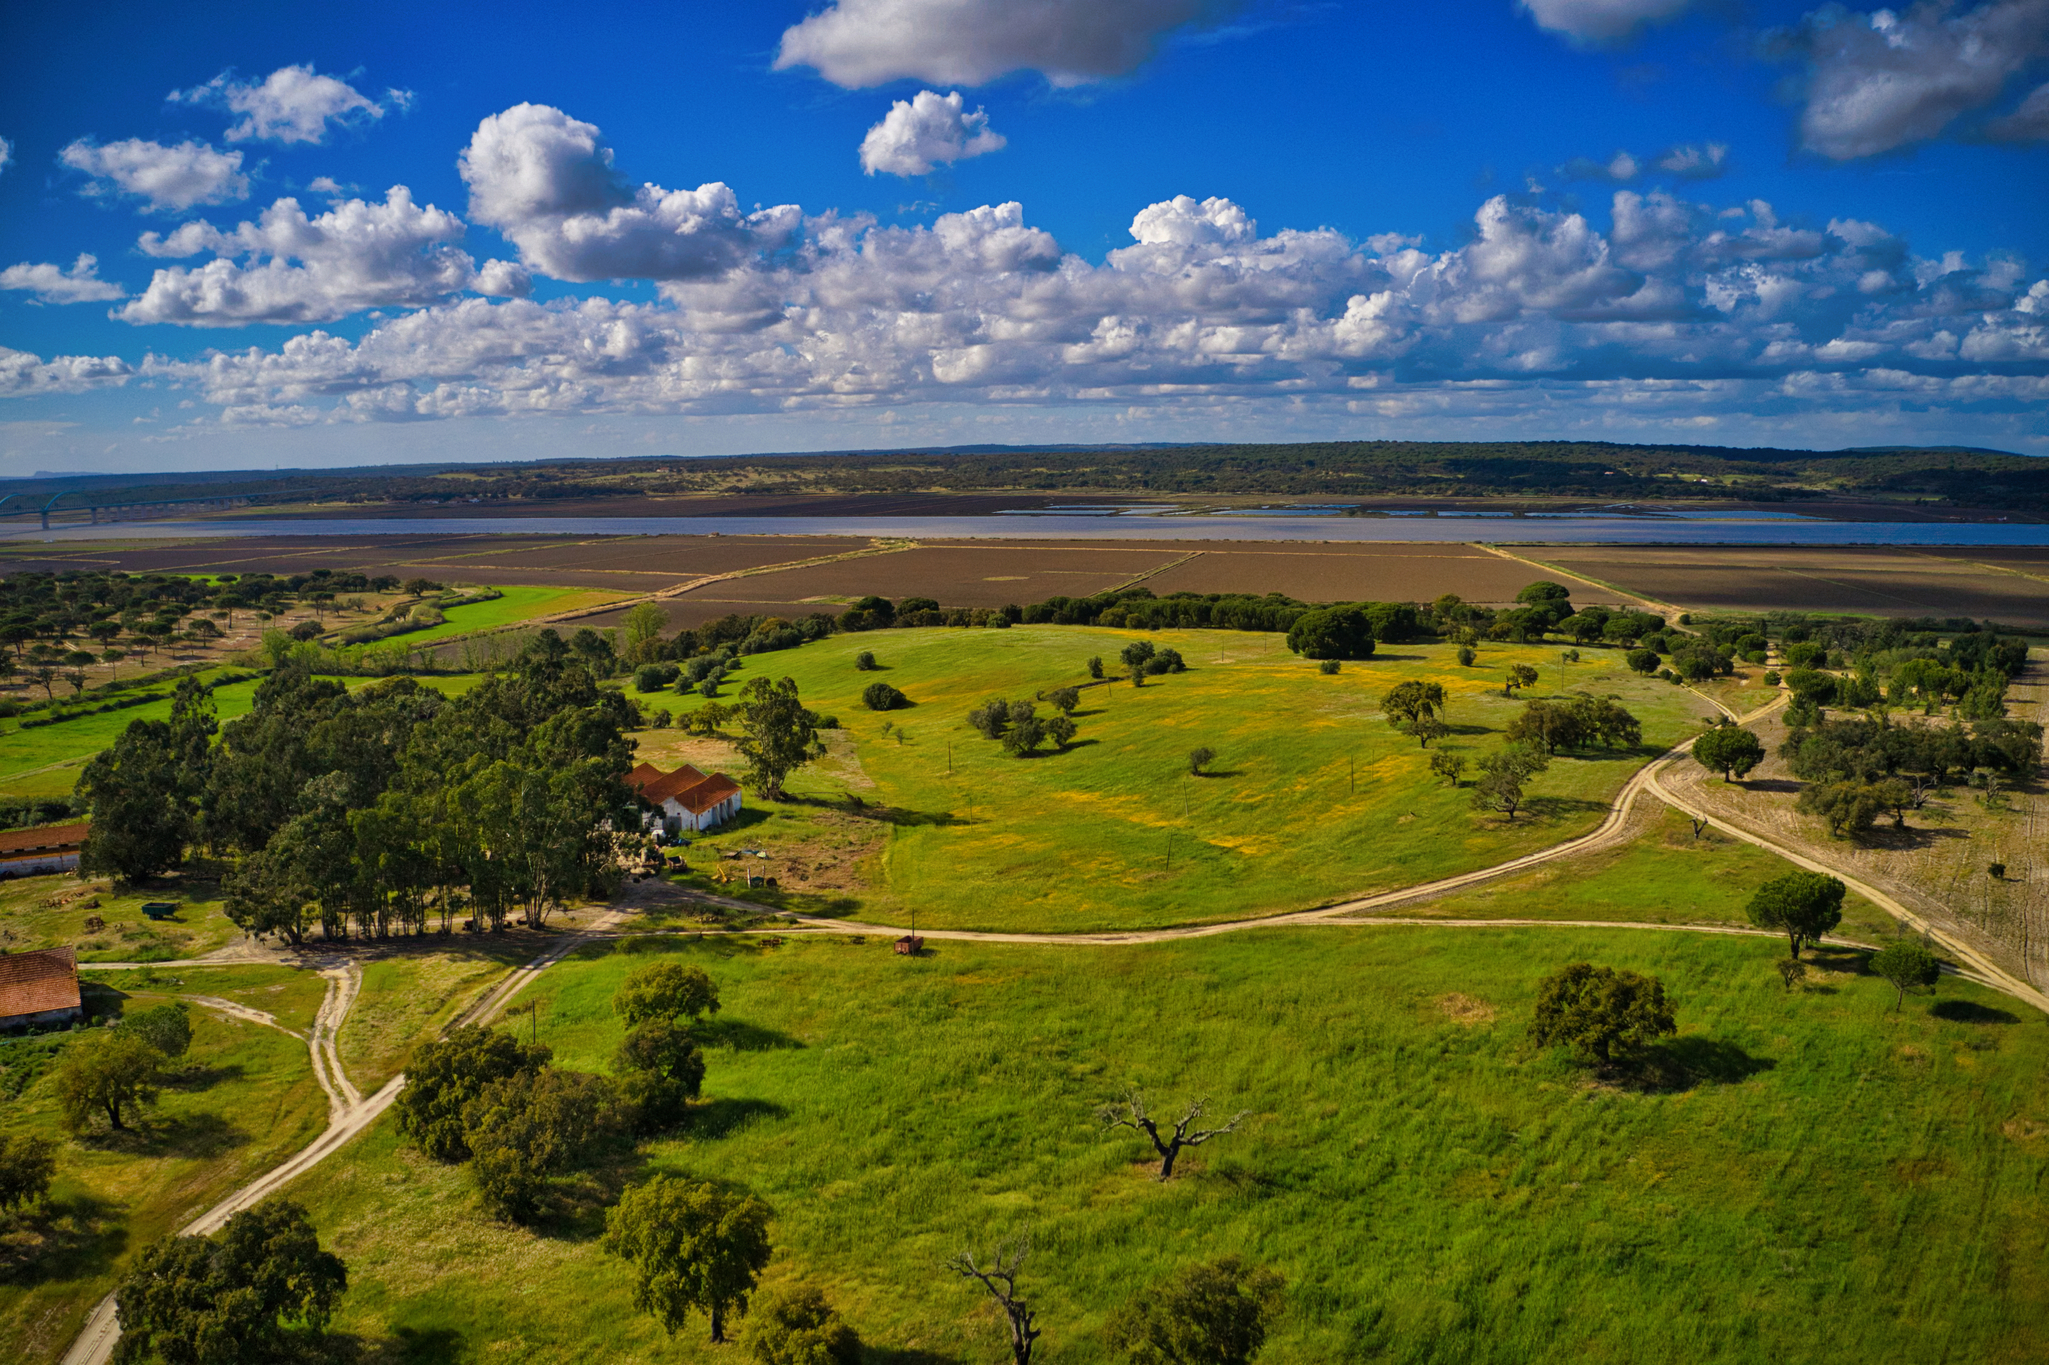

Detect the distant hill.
xmin=5 ymin=440 xmax=2045 ymax=515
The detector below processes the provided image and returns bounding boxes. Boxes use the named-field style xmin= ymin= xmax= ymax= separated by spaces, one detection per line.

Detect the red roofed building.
xmin=0 ymin=822 xmax=88 ymax=879
xmin=631 ymin=764 xmax=744 ymax=834
xmin=0 ymin=947 xmax=83 ymax=1029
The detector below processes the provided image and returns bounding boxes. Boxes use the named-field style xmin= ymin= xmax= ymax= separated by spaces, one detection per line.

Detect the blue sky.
xmin=1 ymin=0 xmax=2045 ymax=474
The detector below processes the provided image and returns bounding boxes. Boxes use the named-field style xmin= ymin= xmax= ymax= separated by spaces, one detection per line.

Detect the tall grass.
xmin=286 ymin=926 xmax=2048 ymax=1364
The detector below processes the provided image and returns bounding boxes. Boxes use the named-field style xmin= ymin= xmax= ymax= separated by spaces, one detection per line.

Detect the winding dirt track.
xmin=59 ymin=926 xmax=620 ymax=1365
xmin=58 ymin=689 xmax=2043 ymax=1365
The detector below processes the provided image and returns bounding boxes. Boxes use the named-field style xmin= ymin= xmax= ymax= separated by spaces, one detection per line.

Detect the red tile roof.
xmin=0 ymin=947 xmax=81 ymax=1020
xmin=0 ymin=822 xmax=89 ymax=856
xmin=628 ymin=762 xmax=665 ymax=788
xmin=672 ymin=773 xmax=741 ymax=816
xmin=638 ymin=765 xmax=710 ymax=806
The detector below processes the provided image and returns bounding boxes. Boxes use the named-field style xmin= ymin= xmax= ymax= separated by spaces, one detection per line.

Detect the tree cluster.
xmin=393 ymin=1023 xmax=627 ymax=1223
xmin=114 ymin=1199 xmax=347 ymax=1365
xmin=966 ymin=698 xmax=1077 ymax=756
xmin=77 ymin=635 xmax=640 ymax=945
xmin=1779 ymin=712 xmax=2042 ymax=837
xmin=1504 ymin=694 xmax=1641 ymax=754
xmin=53 ymin=1002 xmax=194 ymax=1134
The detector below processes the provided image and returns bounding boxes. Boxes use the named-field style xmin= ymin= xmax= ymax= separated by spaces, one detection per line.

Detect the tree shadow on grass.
xmin=83 ymin=1110 xmax=248 ymax=1160
xmin=1931 ymin=999 xmax=2020 ymax=1025
xmin=695 ymin=1017 xmax=803 ymax=1052
xmin=691 ymin=1096 xmax=789 ymax=1141
xmin=315 ymin=1327 xmax=469 ymax=1365
xmin=536 ymin=1137 xmax=650 ymax=1243
xmin=1626 ymin=1037 xmax=1775 ymax=1092
xmin=1516 ymin=796 xmax=1609 ymax=822
xmin=161 ymin=1062 xmax=245 ymax=1093
xmin=0 ymin=1193 xmax=125 ymax=1286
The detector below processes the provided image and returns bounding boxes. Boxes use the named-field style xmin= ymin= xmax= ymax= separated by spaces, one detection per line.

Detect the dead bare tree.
xmin=1099 ymin=1088 xmax=1250 ymax=1181
xmin=947 ymin=1234 xmax=1040 ymax=1365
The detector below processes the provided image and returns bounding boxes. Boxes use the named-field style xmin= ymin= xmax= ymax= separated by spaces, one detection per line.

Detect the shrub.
xmin=1626 ymin=649 xmax=1660 ymax=675
xmin=1456 ymin=645 xmax=1476 ymax=667
xmin=853 ymin=651 xmax=878 ymax=672
xmin=1319 ymin=658 xmax=1340 ymax=675
xmin=1529 ymin=961 xmax=1676 ymax=1067
xmin=1285 ymin=606 xmax=1375 ymax=660
xmin=740 ymin=1285 xmax=863 ymax=1365
xmin=1189 ymin=746 xmax=1216 ymax=775
xmin=861 ymin=681 xmax=908 ymax=711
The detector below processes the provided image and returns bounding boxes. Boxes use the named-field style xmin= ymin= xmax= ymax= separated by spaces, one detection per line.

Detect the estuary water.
xmin=7 ymin=513 xmax=2049 ymax=546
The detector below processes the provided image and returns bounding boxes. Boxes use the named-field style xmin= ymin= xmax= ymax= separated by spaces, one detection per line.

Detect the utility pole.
xmin=1166 ymin=831 xmax=1173 ymax=871
xmin=948 ymin=740 xmax=953 ymax=775
xmin=1350 ymin=756 xmax=1356 ymax=796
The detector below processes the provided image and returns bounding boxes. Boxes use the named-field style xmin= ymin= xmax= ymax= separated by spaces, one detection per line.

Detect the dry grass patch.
xmin=1436 ymin=992 xmax=1498 ymax=1025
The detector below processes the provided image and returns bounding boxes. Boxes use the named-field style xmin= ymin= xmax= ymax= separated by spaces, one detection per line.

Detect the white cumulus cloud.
xmin=0 ymin=255 xmax=127 ymax=304
xmin=59 ymin=138 xmax=249 ymax=211
xmin=0 ymin=135 xmax=12 ymax=176
xmin=119 ymin=187 xmax=485 ymax=326
xmin=459 ymin=103 xmax=799 ymax=282
xmin=1783 ymin=0 xmax=2049 ymax=159
xmin=776 ymin=0 xmax=1235 ymax=88
xmin=172 ymin=64 xmax=401 ymax=144
xmin=1519 ymin=0 xmax=1694 ymax=44
xmin=1654 ymin=141 xmax=1730 ymax=177
xmin=0 ymin=346 xmax=133 ymax=397
xmin=860 ymin=90 xmax=1006 ymax=176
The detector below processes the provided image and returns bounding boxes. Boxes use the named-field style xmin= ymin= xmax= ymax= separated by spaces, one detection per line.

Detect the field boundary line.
xmin=1105 ymin=549 xmax=1205 ymax=594
xmin=1469 ymin=544 xmax=1684 ymax=619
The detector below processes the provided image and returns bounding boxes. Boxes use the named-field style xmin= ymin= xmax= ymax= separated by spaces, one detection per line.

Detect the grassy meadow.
xmin=277 ymin=920 xmax=2048 ymax=1365
xmin=0 ymin=975 xmax=329 ymax=1364
xmin=1404 ymin=805 xmax=1904 ymax=940
xmin=657 ymin=627 xmax=1731 ymax=933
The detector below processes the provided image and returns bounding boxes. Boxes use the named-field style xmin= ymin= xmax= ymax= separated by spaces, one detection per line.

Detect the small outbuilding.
xmin=0 ymin=822 xmax=89 ymax=878
xmin=894 ymin=935 xmax=923 ymax=956
xmin=0 ymin=946 xmax=84 ymax=1030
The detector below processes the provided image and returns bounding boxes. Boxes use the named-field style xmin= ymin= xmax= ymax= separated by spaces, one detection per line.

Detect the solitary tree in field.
xmin=1626 ymin=648 xmax=1660 ymax=675
xmin=1870 ymin=940 xmax=1941 ymax=1011
xmin=1503 ymin=664 xmax=1539 ymax=697
xmin=1106 ymin=1256 xmax=1287 ymax=1365
xmin=1470 ymin=745 xmax=1549 ymax=819
xmin=465 ymin=1067 xmax=620 ymax=1223
xmin=1429 ymin=751 xmax=1467 ymax=787
xmin=1380 ymin=681 xmax=1446 ymax=726
xmin=1529 ymin=962 xmax=1676 ymax=1068
xmin=1188 ymin=747 xmax=1216 ymax=775
xmin=1776 ymin=958 xmax=1807 ymax=993
xmin=736 ymin=676 xmax=825 ymax=801
xmin=1403 ymin=716 xmax=1450 ymax=749
xmin=1099 ymin=1089 xmax=1250 ymax=1181
xmin=1048 ymin=686 xmax=1081 ymax=714
xmin=1693 ymin=725 xmax=1766 ymax=782
xmin=604 ymin=1175 xmax=773 ymax=1343
xmin=948 ymin=1234 xmax=1041 ymax=1365
xmin=1745 ymin=871 xmax=1845 ymax=959
xmin=615 ymin=963 xmax=722 ymax=1026
xmin=54 ymin=1030 xmax=163 ymax=1133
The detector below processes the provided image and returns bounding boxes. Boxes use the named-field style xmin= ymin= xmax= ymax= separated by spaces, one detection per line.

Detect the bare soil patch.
xmin=1145 ymin=545 xmax=1631 ymax=607
xmin=1542 ymin=546 xmax=2049 ymax=628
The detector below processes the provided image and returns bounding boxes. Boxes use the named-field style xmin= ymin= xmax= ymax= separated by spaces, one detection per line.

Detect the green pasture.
xmin=1407 ymin=805 xmax=1903 ymax=940
xmin=280 ymin=922 xmax=2049 ymax=1365
xmin=341 ymin=948 xmax=525 ymax=1089
xmin=0 ymin=983 xmax=329 ymax=1364
xmin=0 ymin=873 xmax=241 ymax=962
xmin=361 ymin=584 xmax=629 ymax=651
xmin=667 ymin=627 xmax=1728 ymax=933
